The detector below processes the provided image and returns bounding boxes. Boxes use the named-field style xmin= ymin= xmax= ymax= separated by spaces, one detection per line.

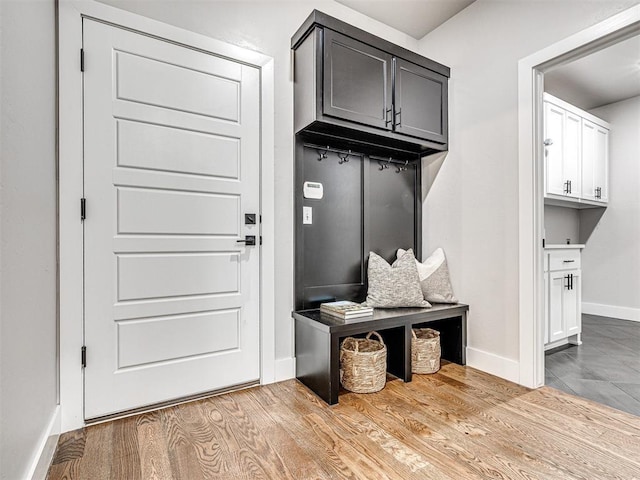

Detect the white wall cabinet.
xmin=581 ymin=119 xmax=609 ymax=202
xmin=544 ymin=247 xmax=583 ymax=350
xmin=543 ymin=93 xmax=609 ymax=208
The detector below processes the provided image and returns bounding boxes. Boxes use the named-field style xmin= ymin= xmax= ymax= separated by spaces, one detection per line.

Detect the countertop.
xmin=545 ymin=244 xmax=585 ymax=250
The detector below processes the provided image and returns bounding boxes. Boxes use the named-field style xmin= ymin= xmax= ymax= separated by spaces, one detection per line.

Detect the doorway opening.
xmin=517 ymin=5 xmax=640 ymax=393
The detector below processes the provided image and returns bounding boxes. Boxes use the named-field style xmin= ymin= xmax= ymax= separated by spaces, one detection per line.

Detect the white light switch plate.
xmin=303 ymin=206 xmax=312 ymax=224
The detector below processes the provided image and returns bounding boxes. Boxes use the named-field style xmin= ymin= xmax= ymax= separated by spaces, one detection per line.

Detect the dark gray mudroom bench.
xmin=293 ymin=303 xmax=468 ymax=405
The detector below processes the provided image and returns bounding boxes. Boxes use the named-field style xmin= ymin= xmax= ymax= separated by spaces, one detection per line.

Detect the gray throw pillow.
xmin=365 ymin=250 xmax=431 ymax=308
xmin=397 ymin=247 xmax=458 ymax=304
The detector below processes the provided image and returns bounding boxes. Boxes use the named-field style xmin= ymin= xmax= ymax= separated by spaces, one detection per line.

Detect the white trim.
xmin=466 ymin=348 xmax=520 ymax=384
xmin=274 ymin=357 xmax=296 ymax=382
xmin=59 ymin=0 xmax=275 ymax=432
xmin=25 ymin=406 xmax=61 ymax=480
xmin=517 ymin=5 xmax=640 ymax=389
xmin=583 ymin=302 xmax=640 ymax=323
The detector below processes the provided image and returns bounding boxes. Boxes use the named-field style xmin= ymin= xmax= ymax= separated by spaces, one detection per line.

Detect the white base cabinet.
xmin=544 ymin=247 xmax=583 ymax=350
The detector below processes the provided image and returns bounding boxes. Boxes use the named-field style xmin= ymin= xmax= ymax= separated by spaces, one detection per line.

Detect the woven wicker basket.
xmin=411 ymin=328 xmax=441 ymax=374
xmin=339 ymin=331 xmax=387 ymax=393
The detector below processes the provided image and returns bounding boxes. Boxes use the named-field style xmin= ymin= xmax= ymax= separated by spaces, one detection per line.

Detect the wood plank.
xmin=136 ymin=410 xmax=175 ymax=480
xmin=48 ymin=364 xmax=640 ymax=480
xmin=112 ymin=415 xmax=142 ymax=480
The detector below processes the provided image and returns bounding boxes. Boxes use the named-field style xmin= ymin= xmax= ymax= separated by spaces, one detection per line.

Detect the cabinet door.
xmin=544 ymin=273 xmax=550 ymax=344
xmin=548 ymin=271 xmax=567 ymax=343
xmin=563 ymin=111 xmax=581 ymax=199
xmin=393 ymin=58 xmax=447 ymax=144
xmin=565 ymin=270 xmax=582 ymax=337
xmin=544 ymin=101 xmax=566 ymax=196
xmin=581 ymin=119 xmax=597 ymax=200
xmin=323 ymin=30 xmax=392 ymax=129
xmin=582 ymin=120 xmax=609 ymax=202
xmin=594 ymin=125 xmax=609 ymax=202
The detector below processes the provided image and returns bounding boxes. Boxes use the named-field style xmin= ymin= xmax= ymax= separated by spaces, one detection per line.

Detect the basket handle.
xmin=366 ymin=331 xmax=385 ymax=345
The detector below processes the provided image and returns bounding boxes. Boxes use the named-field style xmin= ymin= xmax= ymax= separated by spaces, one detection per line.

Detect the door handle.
xmin=236 ymin=235 xmax=256 ymax=246
xmin=394 ymin=108 xmax=402 ymax=127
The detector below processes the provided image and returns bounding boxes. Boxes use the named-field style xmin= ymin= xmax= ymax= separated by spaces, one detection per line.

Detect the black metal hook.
xmin=317 ymin=147 xmax=329 ymax=161
xmin=338 ymin=151 xmax=351 ymax=164
xmin=396 ymin=160 xmax=409 ymax=173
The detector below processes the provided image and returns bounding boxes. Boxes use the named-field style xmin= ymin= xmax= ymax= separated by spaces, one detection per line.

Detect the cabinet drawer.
xmin=548 ymin=250 xmax=581 ymax=271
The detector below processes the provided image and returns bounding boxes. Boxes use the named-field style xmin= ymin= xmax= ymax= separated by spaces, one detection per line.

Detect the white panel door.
xmin=83 ymin=19 xmax=261 ymax=419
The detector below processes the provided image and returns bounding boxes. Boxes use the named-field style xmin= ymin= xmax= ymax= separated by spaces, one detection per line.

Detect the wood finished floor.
xmin=47 ymin=363 xmax=640 ymax=480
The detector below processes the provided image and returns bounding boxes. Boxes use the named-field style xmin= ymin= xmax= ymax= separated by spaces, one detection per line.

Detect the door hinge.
xmin=81 ymin=346 xmax=87 ymax=368
xmin=80 ymin=49 xmax=85 ymax=72
xmin=80 ymin=198 xmax=86 ymax=221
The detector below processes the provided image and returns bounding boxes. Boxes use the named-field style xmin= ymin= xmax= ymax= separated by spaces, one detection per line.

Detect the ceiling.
xmin=544 ymin=34 xmax=640 ymax=110
xmin=335 ymin=0 xmax=476 ymax=39
xmin=334 ymin=0 xmax=639 ymax=111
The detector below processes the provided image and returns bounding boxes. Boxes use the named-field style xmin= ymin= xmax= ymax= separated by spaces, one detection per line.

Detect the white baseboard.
xmin=26 ymin=405 xmax=60 ymax=480
xmin=274 ymin=357 xmax=296 ymax=382
xmin=582 ymin=302 xmax=640 ymax=323
xmin=466 ymin=347 xmax=520 ymax=384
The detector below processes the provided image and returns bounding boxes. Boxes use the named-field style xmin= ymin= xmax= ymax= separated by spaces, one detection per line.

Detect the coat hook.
xmin=317 ymin=147 xmax=329 ymax=161
xmin=396 ymin=159 xmax=409 ymax=173
xmin=338 ymin=150 xmax=351 ymax=164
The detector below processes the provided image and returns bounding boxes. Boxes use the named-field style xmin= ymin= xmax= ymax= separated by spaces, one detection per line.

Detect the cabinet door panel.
xmin=323 ymin=30 xmax=392 ymax=129
xmin=544 ymin=273 xmax=550 ymax=344
xmin=564 ymin=111 xmax=581 ymax=198
xmin=565 ymin=271 xmax=582 ymax=337
xmin=581 ymin=119 xmax=597 ymax=200
xmin=548 ymin=272 xmax=566 ymax=342
xmin=582 ymin=120 xmax=609 ymax=203
xmin=394 ymin=58 xmax=447 ymax=143
xmin=544 ymin=102 xmax=565 ymax=196
xmin=594 ymin=125 xmax=609 ymax=202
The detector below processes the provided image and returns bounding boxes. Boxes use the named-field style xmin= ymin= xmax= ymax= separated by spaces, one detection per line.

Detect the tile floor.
xmin=545 ymin=314 xmax=640 ymax=416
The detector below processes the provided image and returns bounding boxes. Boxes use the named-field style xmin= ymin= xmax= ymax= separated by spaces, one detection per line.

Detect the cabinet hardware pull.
xmin=543 ymin=138 xmax=553 ymax=146
xmin=385 ymin=108 xmax=392 ymax=127
xmin=394 ymin=108 xmax=402 ymax=127
xmin=563 ymin=260 xmax=575 ymax=263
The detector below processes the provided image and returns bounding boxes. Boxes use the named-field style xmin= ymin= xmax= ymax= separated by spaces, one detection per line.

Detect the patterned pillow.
xmin=397 ymin=248 xmax=458 ymax=304
xmin=365 ymin=250 xmax=431 ymax=308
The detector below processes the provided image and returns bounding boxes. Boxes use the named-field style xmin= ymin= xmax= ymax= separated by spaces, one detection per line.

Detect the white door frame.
xmin=517 ymin=5 xmax=640 ymax=388
xmin=58 ymin=0 xmax=275 ymax=432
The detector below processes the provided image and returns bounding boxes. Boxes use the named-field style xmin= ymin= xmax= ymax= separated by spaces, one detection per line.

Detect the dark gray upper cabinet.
xmin=292 ymin=10 xmax=450 ymax=155
xmin=323 ymin=30 xmax=393 ymax=130
xmin=394 ymin=58 xmax=448 ymax=145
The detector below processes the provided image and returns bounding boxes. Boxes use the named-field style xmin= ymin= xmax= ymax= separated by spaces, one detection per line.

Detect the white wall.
xmin=417 ymin=0 xmax=639 ymax=369
xmin=0 ymin=1 xmax=58 ymax=478
xmin=544 ymin=205 xmax=580 ymax=245
xmin=97 ymin=0 xmax=419 ymax=364
xmin=582 ymin=96 xmax=640 ymax=317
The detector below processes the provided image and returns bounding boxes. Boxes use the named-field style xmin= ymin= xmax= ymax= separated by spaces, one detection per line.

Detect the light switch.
xmin=303 ymin=206 xmax=312 ymax=225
